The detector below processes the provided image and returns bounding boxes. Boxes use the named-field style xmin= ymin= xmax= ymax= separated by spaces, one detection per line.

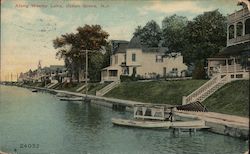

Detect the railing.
xmin=227 ymin=34 xmax=250 ymax=46
xmin=220 ymin=64 xmax=245 ymax=73
xmin=227 ymin=8 xmax=249 ymax=22
xmin=185 ymin=76 xmax=220 ymax=104
xmin=96 ymin=80 xmax=120 ymax=96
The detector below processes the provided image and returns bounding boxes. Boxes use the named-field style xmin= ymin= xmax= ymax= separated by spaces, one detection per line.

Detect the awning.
xmin=217 ymin=41 xmax=250 ymax=57
xmin=102 ymin=66 xmax=120 ymax=71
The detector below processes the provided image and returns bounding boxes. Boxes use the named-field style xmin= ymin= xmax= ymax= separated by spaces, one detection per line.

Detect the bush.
xmin=192 ymin=61 xmax=206 ymax=79
xmin=120 ymin=75 xmax=138 ymax=82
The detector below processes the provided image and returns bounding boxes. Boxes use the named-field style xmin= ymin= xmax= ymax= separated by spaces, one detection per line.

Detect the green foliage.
xmin=53 ymin=25 xmax=109 ymax=82
xmin=192 ymin=61 xmax=207 ymax=79
xmin=183 ymin=10 xmax=227 ymax=64
xmin=162 ymin=14 xmax=188 ymax=53
xmin=120 ymin=75 xmax=138 ymax=82
xmin=102 ymin=43 xmax=112 ymax=68
xmin=133 ymin=20 xmax=161 ymax=47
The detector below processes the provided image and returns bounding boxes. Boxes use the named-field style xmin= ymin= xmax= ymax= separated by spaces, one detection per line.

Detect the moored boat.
xmin=31 ymin=89 xmax=38 ymax=92
xmin=111 ymin=118 xmax=171 ymax=128
xmin=111 ymin=104 xmax=208 ymax=129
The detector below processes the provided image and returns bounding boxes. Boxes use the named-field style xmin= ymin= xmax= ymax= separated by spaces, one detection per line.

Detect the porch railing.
xmin=220 ymin=64 xmax=245 ymax=73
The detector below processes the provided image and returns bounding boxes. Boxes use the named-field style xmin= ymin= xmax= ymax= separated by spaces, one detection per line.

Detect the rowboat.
xmin=111 ymin=118 xmax=208 ymax=129
xmin=31 ymin=89 xmax=38 ymax=92
xmin=111 ymin=118 xmax=171 ymax=128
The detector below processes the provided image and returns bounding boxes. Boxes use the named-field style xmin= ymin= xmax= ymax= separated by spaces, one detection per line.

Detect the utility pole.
xmin=85 ymin=49 xmax=88 ymax=97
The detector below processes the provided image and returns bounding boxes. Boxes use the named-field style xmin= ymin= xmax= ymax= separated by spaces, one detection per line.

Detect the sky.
xmin=0 ymin=0 xmax=242 ymax=81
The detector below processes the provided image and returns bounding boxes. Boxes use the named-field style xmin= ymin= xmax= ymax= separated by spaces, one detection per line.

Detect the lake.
xmin=0 ymin=85 xmax=248 ymax=154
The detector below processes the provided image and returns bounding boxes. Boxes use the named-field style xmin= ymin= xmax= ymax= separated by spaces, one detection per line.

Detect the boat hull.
xmin=111 ymin=118 xmax=171 ymax=128
xmin=111 ymin=118 xmax=208 ymax=130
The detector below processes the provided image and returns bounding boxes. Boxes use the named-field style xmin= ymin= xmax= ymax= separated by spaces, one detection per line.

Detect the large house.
xmin=101 ymin=37 xmax=188 ymax=82
xmin=207 ymin=0 xmax=250 ymax=79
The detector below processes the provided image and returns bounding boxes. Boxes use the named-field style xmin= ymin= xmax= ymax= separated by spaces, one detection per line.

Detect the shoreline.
xmin=1 ymin=84 xmax=249 ymax=140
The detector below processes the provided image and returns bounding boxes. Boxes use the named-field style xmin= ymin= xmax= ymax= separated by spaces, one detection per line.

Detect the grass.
xmin=55 ymin=82 xmax=109 ymax=95
xmin=203 ymin=80 xmax=249 ymax=117
xmin=105 ymin=80 xmax=207 ymax=105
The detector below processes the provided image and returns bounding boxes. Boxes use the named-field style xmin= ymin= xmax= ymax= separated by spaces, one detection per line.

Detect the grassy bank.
xmin=55 ymin=82 xmax=109 ymax=95
xmin=105 ymin=80 xmax=207 ymax=105
xmin=203 ymin=80 xmax=249 ymax=117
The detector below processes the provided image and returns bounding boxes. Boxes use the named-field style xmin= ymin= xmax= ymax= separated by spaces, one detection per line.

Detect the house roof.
xmin=114 ymin=42 xmax=129 ymax=54
xmin=111 ymin=40 xmax=129 ymax=54
xmin=127 ymin=36 xmax=168 ymax=53
xmin=127 ymin=36 xmax=143 ymax=49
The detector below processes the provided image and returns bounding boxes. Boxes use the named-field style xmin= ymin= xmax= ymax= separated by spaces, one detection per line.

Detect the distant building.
xmin=18 ymin=64 xmax=68 ymax=83
xmin=101 ymin=37 xmax=188 ymax=82
xmin=207 ymin=0 xmax=250 ymax=79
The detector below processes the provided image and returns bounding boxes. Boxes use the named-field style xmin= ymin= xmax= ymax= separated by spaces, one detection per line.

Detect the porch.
xmin=101 ymin=66 xmax=120 ymax=82
xmin=207 ymin=57 xmax=249 ymax=78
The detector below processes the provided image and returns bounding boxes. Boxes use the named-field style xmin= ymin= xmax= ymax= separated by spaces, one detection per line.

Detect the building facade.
xmin=101 ymin=37 xmax=188 ymax=82
xmin=207 ymin=0 xmax=250 ymax=79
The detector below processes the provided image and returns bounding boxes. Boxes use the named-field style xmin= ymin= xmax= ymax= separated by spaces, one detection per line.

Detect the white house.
xmin=207 ymin=0 xmax=250 ymax=79
xmin=101 ymin=37 xmax=188 ymax=82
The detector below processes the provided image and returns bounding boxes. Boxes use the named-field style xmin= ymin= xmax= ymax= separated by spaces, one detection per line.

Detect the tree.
xmin=133 ymin=20 xmax=161 ymax=47
xmin=162 ymin=14 xmax=188 ymax=53
xmin=53 ymin=25 xmax=109 ymax=82
xmin=183 ymin=10 xmax=227 ymax=64
xmin=192 ymin=60 xmax=207 ymax=79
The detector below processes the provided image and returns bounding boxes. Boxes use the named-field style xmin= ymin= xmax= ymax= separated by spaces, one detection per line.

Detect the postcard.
xmin=0 ymin=0 xmax=249 ymax=154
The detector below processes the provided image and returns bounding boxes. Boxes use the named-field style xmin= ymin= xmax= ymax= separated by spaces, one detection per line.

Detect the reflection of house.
xmin=207 ymin=0 xmax=250 ymax=79
xmin=101 ymin=37 xmax=188 ymax=82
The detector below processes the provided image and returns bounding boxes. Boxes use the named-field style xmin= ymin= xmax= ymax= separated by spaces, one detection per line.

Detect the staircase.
xmin=183 ymin=74 xmax=229 ymax=105
xmin=96 ymin=80 xmax=120 ymax=96
xmin=47 ymin=82 xmax=59 ymax=89
xmin=76 ymin=84 xmax=86 ymax=92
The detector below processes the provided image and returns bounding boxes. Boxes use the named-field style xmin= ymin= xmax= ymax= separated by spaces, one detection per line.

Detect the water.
xmin=0 ymin=85 xmax=248 ymax=154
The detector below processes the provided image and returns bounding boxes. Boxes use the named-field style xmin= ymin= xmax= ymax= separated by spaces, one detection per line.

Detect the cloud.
xmin=139 ymin=1 xmax=213 ymax=15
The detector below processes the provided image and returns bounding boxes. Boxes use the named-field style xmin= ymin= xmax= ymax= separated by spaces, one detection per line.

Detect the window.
xmin=110 ymin=57 xmax=112 ymax=65
xmin=115 ymin=55 xmax=118 ymax=64
xmin=132 ymin=53 xmax=136 ymax=62
xmin=172 ymin=68 xmax=178 ymax=72
xmin=109 ymin=70 xmax=117 ymax=77
xmin=229 ymin=25 xmax=234 ymax=39
xmin=236 ymin=22 xmax=243 ymax=37
xmin=245 ymin=18 xmax=250 ymax=35
xmin=156 ymin=55 xmax=163 ymax=63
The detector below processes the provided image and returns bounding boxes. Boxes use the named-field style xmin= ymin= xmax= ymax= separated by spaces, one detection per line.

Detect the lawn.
xmin=203 ymin=80 xmax=249 ymax=117
xmin=56 ymin=82 xmax=109 ymax=95
xmin=105 ymin=80 xmax=207 ymax=105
